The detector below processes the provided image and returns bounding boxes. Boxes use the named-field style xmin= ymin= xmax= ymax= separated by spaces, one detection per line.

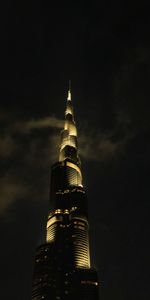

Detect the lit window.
xmin=65 ymin=290 xmax=68 ymax=294
xmin=81 ymin=280 xmax=98 ymax=286
xmin=71 ymin=206 xmax=77 ymax=211
xmin=55 ymin=209 xmax=62 ymax=214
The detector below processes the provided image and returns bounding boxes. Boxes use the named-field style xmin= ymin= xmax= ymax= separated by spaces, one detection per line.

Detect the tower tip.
xmin=69 ymin=80 xmax=71 ymax=91
xmin=67 ymin=80 xmax=71 ymax=100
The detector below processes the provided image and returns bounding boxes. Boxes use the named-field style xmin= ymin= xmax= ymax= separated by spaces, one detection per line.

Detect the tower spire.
xmin=67 ymin=79 xmax=71 ymax=101
xmin=69 ymin=79 xmax=71 ymax=90
xmin=59 ymin=83 xmax=79 ymax=164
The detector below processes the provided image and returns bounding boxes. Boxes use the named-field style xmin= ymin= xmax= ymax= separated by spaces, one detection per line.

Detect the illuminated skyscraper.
xmin=32 ymin=86 xmax=99 ymax=300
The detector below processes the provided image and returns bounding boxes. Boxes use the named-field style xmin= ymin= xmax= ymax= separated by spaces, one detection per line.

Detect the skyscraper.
xmin=32 ymin=86 xmax=99 ymax=300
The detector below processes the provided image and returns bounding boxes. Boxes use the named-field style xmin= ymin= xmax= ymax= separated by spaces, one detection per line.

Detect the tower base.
xmin=32 ymin=243 xmax=99 ymax=300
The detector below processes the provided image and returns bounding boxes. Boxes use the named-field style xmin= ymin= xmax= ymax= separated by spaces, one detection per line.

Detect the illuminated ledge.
xmin=81 ymin=280 xmax=98 ymax=286
xmin=47 ymin=208 xmax=89 ymax=222
xmin=66 ymin=161 xmax=82 ymax=177
xmin=55 ymin=187 xmax=84 ymax=195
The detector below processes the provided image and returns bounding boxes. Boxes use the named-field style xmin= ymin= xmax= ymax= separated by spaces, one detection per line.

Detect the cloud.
xmin=0 ymin=176 xmax=27 ymax=215
xmin=13 ymin=116 xmax=64 ymax=133
xmin=0 ymin=115 xmax=63 ymax=158
xmin=25 ymin=133 xmax=60 ymax=168
xmin=0 ymin=114 xmax=64 ymax=215
xmin=78 ymin=111 xmax=134 ymax=162
xmin=79 ymin=132 xmax=125 ymax=161
xmin=0 ymin=136 xmax=17 ymax=157
xmin=0 ymin=111 xmax=136 ymax=215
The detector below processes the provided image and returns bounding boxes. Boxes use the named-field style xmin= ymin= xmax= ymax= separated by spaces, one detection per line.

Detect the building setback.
xmin=32 ymin=86 xmax=99 ymax=300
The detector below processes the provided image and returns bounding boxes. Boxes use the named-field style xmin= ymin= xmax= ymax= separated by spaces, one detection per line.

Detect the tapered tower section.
xmin=32 ymin=86 xmax=99 ymax=300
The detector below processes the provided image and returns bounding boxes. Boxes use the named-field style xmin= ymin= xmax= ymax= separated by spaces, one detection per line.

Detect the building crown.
xmin=59 ymin=83 xmax=79 ymax=165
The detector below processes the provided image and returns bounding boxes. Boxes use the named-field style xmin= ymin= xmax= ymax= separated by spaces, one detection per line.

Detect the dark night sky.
xmin=0 ymin=1 xmax=150 ymax=299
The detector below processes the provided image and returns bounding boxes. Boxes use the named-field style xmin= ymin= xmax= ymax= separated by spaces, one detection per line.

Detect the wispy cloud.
xmin=0 ymin=175 xmax=27 ymax=215
xmin=79 ymin=131 xmax=129 ymax=162
xmin=79 ymin=109 xmax=134 ymax=162
xmin=13 ymin=116 xmax=64 ymax=133
xmin=0 ymin=111 xmax=135 ymax=215
xmin=0 ymin=114 xmax=63 ymax=215
xmin=0 ymin=136 xmax=17 ymax=157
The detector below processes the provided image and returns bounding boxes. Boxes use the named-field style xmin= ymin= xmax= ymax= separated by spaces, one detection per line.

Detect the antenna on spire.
xmin=69 ymin=79 xmax=71 ymax=91
xmin=67 ymin=80 xmax=71 ymax=100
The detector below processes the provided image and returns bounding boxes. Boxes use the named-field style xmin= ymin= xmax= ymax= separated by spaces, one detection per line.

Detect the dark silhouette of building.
xmin=32 ymin=87 xmax=99 ymax=300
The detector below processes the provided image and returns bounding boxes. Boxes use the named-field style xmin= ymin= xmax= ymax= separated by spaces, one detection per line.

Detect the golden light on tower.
xmin=32 ymin=84 xmax=99 ymax=300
